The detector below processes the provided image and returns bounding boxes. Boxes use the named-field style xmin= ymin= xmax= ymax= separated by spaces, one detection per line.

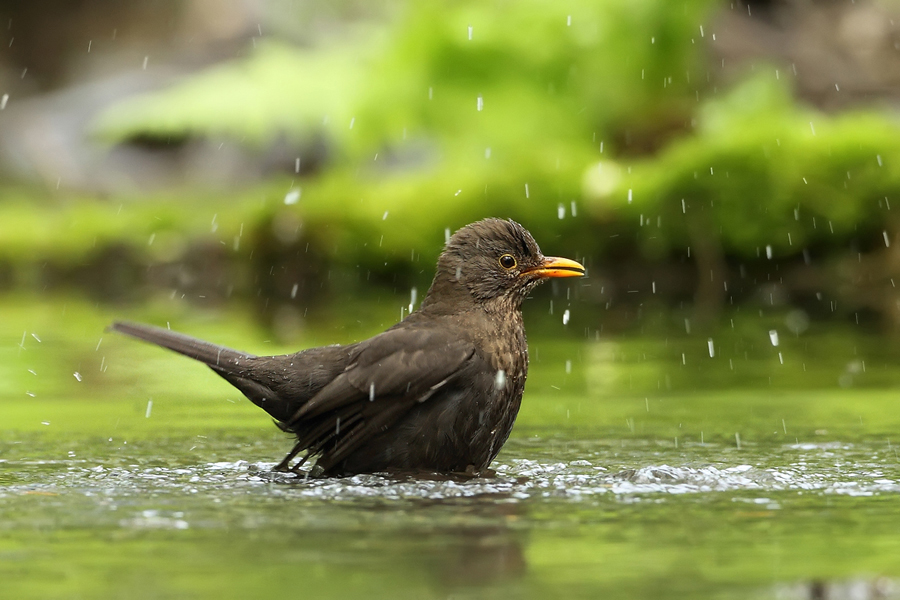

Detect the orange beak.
xmin=523 ymin=256 xmax=586 ymax=278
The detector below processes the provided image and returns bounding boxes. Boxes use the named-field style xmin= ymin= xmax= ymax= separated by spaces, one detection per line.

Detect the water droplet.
xmin=284 ymin=189 xmax=300 ymax=205
xmin=494 ymin=369 xmax=507 ymax=389
xmin=145 ymin=399 xmax=153 ymax=418
xmin=476 ymin=95 xmax=484 ymax=111
xmin=562 ymin=309 xmax=570 ymax=325
xmin=707 ymin=339 xmax=715 ymax=358
xmin=73 ymin=372 xmax=82 ymax=382
xmin=557 ymin=203 xmax=565 ymax=219
xmin=769 ymin=330 xmax=780 ymax=346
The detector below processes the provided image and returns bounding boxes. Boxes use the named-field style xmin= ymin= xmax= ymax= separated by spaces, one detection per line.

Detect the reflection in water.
xmin=2 ymin=436 xmax=900 ymax=599
xmin=775 ymin=577 xmax=898 ymax=600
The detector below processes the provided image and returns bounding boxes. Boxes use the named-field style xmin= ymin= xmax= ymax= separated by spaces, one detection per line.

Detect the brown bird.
xmin=111 ymin=219 xmax=585 ymax=477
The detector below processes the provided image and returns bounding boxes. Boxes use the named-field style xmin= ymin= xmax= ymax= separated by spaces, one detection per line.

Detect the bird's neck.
xmin=418 ymin=271 xmax=524 ymax=318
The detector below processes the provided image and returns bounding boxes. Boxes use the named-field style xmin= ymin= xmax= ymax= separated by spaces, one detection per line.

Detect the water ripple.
xmin=3 ymin=442 xmax=897 ymax=505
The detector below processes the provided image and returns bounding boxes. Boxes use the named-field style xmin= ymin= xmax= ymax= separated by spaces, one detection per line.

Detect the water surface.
xmin=2 ymin=297 xmax=899 ymax=599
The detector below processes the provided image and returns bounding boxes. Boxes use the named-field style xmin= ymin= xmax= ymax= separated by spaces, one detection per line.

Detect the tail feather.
xmin=108 ymin=321 xmax=256 ymax=369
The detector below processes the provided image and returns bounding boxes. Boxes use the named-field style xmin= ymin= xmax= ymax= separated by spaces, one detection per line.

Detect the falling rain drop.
xmin=73 ymin=372 xmax=82 ymax=382
xmin=627 ymin=189 xmax=633 ymax=204
xmin=707 ymin=339 xmax=715 ymax=358
xmin=369 ymin=383 xmax=376 ymax=401
xmin=409 ymin=287 xmax=418 ymax=314
xmin=565 ymin=360 xmax=572 ymax=374
xmin=476 ymin=95 xmax=484 ymax=111
xmin=557 ymin=203 xmax=565 ymax=219
xmin=284 ymin=188 xmax=300 ymax=206
xmin=495 ymin=369 xmax=507 ymax=389
xmin=769 ymin=330 xmax=780 ymax=347
xmin=290 ymin=283 xmax=299 ymax=299
xmin=884 ymin=231 xmax=891 ymax=248
xmin=562 ymin=309 xmax=570 ymax=325
xmin=445 ymin=228 xmax=451 ymax=243
xmin=145 ymin=399 xmax=153 ymax=418
xmin=765 ymin=245 xmax=773 ymax=259
xmin=468 ymin=25 xmax=473 ymax=40
xmin=0 ymin=94 xmax=8 ymax=110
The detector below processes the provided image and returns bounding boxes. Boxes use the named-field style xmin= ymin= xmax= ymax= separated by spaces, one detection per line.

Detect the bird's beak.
xmin=523 ymin=256 xmax=586 ymax=278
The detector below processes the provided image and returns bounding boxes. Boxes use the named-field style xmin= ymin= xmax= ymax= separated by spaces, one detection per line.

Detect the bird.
xmin=110 ymin=218 xmax=585 ymax=477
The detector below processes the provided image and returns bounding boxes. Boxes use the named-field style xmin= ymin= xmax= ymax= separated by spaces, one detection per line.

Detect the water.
xmin=2 ymin=296 xmax=900 ymax=599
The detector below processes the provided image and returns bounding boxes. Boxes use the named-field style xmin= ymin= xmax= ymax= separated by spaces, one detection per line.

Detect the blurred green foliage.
xmin=5 ymin=0 xmax=900 ymax=325
xmin=589 ymin=74 xmax=900 ymax=260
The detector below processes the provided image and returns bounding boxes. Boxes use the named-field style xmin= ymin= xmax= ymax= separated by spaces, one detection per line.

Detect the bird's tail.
xmin=108 ymin=321 xmax=256 ymax=368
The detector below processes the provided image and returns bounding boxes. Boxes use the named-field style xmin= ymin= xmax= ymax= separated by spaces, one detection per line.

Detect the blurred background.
xmin=3 ymin=0 xmax=900 ymax=337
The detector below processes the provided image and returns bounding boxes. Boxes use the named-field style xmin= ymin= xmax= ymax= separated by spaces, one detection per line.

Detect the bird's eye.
xmin=499 ymin=254 xmax=517 ymax=270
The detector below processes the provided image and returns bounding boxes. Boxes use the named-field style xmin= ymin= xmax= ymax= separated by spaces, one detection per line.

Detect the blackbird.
xmin=110 ymin=218 xmax=584 ymax=477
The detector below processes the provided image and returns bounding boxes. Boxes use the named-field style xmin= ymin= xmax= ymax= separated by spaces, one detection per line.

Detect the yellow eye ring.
xmin=499 ymin=254 xmax=517 ymax=270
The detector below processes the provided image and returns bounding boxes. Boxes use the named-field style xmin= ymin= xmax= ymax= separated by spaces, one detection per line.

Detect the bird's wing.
xmin=285 ymin=326 xmax=476 ymax=472
xmin=290 ymin=327 xmax=475 ymax=421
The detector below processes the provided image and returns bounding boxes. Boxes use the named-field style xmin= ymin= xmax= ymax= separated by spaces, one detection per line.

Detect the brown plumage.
xmin=110 ymin=218 xmax=585 ymax=477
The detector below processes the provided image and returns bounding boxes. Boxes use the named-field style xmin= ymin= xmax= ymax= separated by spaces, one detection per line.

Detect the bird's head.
xmin=423 ymin=218 xmax=585 ymax=312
